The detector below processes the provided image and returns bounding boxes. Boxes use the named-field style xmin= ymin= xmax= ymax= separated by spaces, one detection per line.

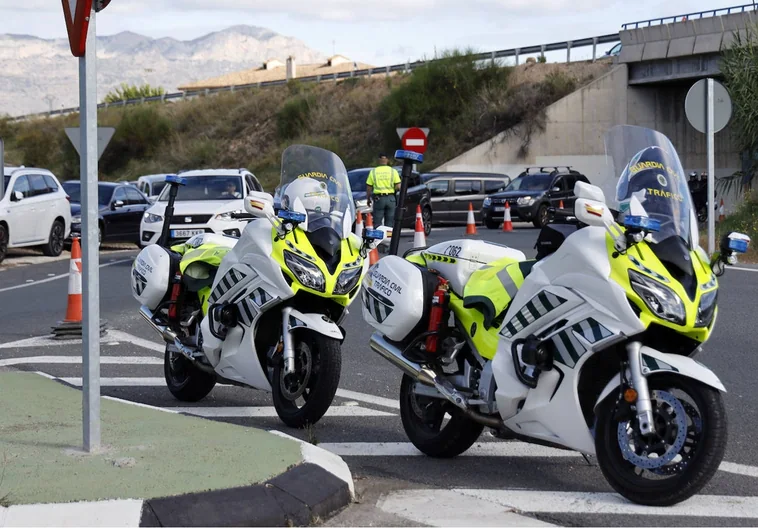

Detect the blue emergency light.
xmin=364 ymin=229 xmax=385 ymax=241
xmin=624 ymin=215 xmax=661 ymax=232
xmin=165 ymin=175 xmax=187 ymax=186
xmin=279 ymin=210 xmax=307 ymax=223
xmin=728 ymin=237 xmax=749 ymax=254
xmin=394 ymin=150 xmax=424 ymax=163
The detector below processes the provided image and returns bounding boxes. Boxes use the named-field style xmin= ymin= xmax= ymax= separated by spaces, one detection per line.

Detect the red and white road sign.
xmin=400 ymin=127 xmax=429 ymax=155
xmin=62 ymin=0 xmax=94 ymax=57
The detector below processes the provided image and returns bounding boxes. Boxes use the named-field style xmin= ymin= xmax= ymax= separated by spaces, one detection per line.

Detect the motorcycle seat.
xmin=462 ymin=259 xmax=536 ymax=330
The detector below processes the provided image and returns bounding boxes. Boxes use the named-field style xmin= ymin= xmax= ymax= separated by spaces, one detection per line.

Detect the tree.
xmin=719 ymin=25 xmax=758 ymax=195
xmin=103 ymin=83 xmax=165 ymax=104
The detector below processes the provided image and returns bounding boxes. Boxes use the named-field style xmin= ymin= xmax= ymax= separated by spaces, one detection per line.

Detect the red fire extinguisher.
xmin=426 ymin=277 xmax=449 ymax=353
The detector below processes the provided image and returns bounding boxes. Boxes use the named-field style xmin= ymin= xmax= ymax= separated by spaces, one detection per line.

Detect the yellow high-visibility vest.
xmin=367 ymin=166 xmax=400 ymax=194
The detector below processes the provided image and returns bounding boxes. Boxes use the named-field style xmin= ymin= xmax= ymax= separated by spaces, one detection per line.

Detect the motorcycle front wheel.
xmin=595 ymin=374 xmax=726 ymax=506
xmin=272 ymin=330 xmax=342 ymax=429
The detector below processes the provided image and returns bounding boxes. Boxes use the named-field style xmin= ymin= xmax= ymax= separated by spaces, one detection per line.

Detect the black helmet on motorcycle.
xmin=616 ymin=146 xmax=685 ymax=207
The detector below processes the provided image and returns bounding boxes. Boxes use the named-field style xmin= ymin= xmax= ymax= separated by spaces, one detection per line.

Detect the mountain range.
xmin=0 ymin=25 xmax=325 ymax=117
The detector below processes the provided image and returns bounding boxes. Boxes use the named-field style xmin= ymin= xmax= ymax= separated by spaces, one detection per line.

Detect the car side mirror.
xmin=552 ymin=186 xmax=561 ymax=193
xmin=112 ymin=200 xmax=125 ymax=210
xmin=12 ymin=191 xmax=23 ymax=202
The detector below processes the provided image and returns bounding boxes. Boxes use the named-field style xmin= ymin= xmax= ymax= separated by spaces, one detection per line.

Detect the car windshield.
xmin=157 ymin=175 xmax=243 ymax=202
xmin=61 ymin=182 xmax=114 ymax=206
xmin=152 ymin=182 xmax=167 ymax=196
xmin=606 ymin=125 xmax=695 ymax=247
xmin=504 ymin=174 xmax=553 ymax=192
xmin=347 ymin=170 xmax=369 ymax=193
xmin=2 ymin=175 xmax=9 ymax=197
xmin=276 ymin=144 xmax=354 ymax=237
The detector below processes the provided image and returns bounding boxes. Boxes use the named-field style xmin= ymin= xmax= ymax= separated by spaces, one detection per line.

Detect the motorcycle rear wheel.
xmin=272 ymin=330 xmax=342 ymax=429
xmin=164 ymin=347 xmax=217 ymax=402
xmin=595 ymin=374 xmax=726 ymax=506
xmin=399 ymin=374 xmax=484 ymax=458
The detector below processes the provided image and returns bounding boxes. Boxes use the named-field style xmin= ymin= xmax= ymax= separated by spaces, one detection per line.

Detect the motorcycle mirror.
xmin=244 ymin=192 xmax=276 ymax=219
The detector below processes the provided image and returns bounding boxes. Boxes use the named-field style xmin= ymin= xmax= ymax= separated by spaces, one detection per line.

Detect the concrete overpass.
xmin=436 ymin=5 xmax=755 ymax=213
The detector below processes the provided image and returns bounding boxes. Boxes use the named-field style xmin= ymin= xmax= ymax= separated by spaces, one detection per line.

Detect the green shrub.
xmin=276 ymin=95 xmax=314 ymax=140
xmin=104 ymin=83 xmax=165 ymax=104
xmin=538 ymin=55 xmax=547 ymax=64
xmin=100 ymin=106 xmax=172 ymax=174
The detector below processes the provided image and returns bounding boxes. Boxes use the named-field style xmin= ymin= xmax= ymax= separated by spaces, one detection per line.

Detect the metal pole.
xmin=707 ymin=78 xmax=716 ymax=256
xmin=80 ymin=6 xmax=100 ymax=452
xmin=389 ymin=159 xmax=414 ymax=256
xmin=0 ymin=138 xmax=5 ymax=200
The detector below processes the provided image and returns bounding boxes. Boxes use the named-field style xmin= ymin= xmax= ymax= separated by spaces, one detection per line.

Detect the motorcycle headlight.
xmin=283 ymin=250 xmax=325 ymax=292
xmin=143 ymin=212 xmax=163 ymax=224
xmin=629 ymin=269 xmax=685 ymax=326
xmin=517 ymin=196 xmax=534 ymax=206
xmin=695 ymin=289 xmax=718 ymax=328
xmin=334 ymin=267 xmax=363 ymax=295
xmin=215 ymin=210 xmax=243 ymax=221
xmin=483 ymin=197 xmax=492 ymax=208
xmin=71 ymin=215 xmax=81 ymax=224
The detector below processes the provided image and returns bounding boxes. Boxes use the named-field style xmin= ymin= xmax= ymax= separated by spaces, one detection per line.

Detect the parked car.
xmin=480 ymin=166 xmax=590 ymax=228
xmin=62 ymin=181 xmax=151 ymax=247
xmin=0 ymin=166 xmax=72 ymax=263
xmin=139 ymin=169 xmax=263 ymax=247
xmin=136 ymin=174 xmax=170 ymax=202
xmin=605 ymin=43 xmax=622 ymax=57
xmin=347 ymin=167 xmax=433 ymax=235
xmin=421 ymin=172 xmax=510 ymax=225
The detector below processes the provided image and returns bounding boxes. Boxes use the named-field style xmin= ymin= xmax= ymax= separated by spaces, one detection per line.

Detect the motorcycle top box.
xmin=132 ymin=244 xmax=175 ymax=310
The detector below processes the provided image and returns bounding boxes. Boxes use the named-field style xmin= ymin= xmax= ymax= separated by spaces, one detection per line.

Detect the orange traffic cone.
xmin=52 ymin=237 xmax=107 ymax=338
xmin=413 ymin=205 xmax=426 ymax=248
xmin=465 ymin=202 xmax=477 ymax=235
xmin=365 ymin=213 xmax=380 ymax=265
xmin=502 ymin=201 xmax=513 ymax=232
xmin=559 ymin=199 xmax=564 ymax=210
xmin=719 ymin=199 xmax=725 ymax=222
xmin=355 ymin=210 xmax=364 ymax=238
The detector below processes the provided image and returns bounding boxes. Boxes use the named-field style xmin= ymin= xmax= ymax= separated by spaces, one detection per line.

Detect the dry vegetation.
xmin=0 ymin=55 xmax=612 ymax=190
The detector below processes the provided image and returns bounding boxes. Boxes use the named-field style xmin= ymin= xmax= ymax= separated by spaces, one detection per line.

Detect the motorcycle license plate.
xmin=171 ymin=229 xmax=204 ymax=238
xmin=494 ymin=206 xmax=504 ymax=212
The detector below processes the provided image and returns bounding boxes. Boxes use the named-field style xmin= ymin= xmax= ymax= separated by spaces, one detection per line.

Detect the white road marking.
xmin=455 ymin=489 xmax=758 ymax=518
xmin=727 ymin=265 xmax=758 ymax=272
xmin=377 ymin=489 xmax=552 ymax=527
xmin=168 ymin=405 xmax=394 ymax=417
xmin=320 ymin=441 xmax=578 ymax=458
xmin=0 ymin=258 xmax=133 ymax=294
xmin=107 ymin=330 xmax=165 ymax=353
xmin=335 ymin=388 xmax=399 ymax=410
xmin=0 ymin=356 xmax=161 ymax=367
xmin=0 ymin=330 xmax=163 ymax=352
xmin=61 ymin=377 xmax=165 ymax=386
xmin=718 ymin=460 xmax=758 ymax=479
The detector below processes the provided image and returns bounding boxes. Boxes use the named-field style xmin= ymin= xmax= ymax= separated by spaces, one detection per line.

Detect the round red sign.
xmin=401 ymin=127 xmax=428 ymax=155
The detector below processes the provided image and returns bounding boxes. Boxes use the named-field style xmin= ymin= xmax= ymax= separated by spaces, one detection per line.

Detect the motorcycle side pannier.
xmin=131 ymin=244 xmax=177 ymax=310
xmin=361 ymin=255 xmax=438 ymax=343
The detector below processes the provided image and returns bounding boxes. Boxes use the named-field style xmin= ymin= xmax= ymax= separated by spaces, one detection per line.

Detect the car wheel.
xmin=0 ymin=223 xmax=8 ymax=264
xmin=422 ymin=207 xmax=433 ymax=236
xmin=485 ymin=219 xmax=500 ymax=230
xmin=42 ymin=220 xmax=65 ymax=257
xmin=534 ymin=204 xmax=550 ymax=228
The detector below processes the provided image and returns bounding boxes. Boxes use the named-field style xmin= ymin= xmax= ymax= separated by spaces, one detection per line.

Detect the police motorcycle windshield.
xmin=276 ymin=145 xmax=355 ymax=240
xmin=607 ymin=125 xmax=698 ymax=249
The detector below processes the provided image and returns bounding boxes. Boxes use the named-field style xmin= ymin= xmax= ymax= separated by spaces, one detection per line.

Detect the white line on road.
xmin=378 ymin=489 xmax=552 ymax=527
xmin=168 ymin=405 xmax=394 ymax=418
xmin=0 ymin=356 xmax=161 ymax=367
xmin=0 ymin=330 xmax=164 ymax=352
xmin=0 ymin=258 xmax=133 ymax=294
xmin=320 ymin=441 xmax=578 ymax=458
xmin=335 ymin=389 xmax=399 ymax=410
xmin=454 ymin=489 xmax=758 ymax=518
xmin=727 ymin=265 xmax=758 ymax=272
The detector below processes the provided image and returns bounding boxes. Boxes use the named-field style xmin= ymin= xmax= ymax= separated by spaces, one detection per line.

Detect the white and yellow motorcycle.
xmin=362 ymin=126 xmax=749 ymax=505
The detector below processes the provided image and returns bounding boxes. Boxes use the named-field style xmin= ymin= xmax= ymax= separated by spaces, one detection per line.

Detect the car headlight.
xmin=143 ymin=213 xmax=163 ymax=224
xmin=517 ymin=196 xmax=535 ymax=206
xmin=283 ymin=250 xmax=325 ymax=292
xmin=629 ymin=269 xmax=685 ymax=326
xmin=334 ymin=267 xmax=363 ymax=295
xmin=483 ymin=197 xmax=492 ymax=208
xmin=695 ymin=289 xmax=718 ymax=328
xmin=71 ymin=215 xmax=81 ymax=224
xmin=216 ymin=210 xmax=243 ymax=221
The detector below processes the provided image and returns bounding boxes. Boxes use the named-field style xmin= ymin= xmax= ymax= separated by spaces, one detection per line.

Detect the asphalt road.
xmin=1 ymin=224 xmax=757 ymax=526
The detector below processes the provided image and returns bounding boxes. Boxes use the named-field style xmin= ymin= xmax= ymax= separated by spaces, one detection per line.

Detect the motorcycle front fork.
xmin=626 ymin=341 xmax=655 ymax=436
xmin=282 ymin=307 xmax=296 ymax=376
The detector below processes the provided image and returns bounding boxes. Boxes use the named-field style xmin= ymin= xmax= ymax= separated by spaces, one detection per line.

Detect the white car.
xmin=136 ymin=174 xmax=170 ymax=203
xmin=1 ymin=166 xmax=72 ymax=264
xmin=139 ymin=169 xmax=263 ymax=247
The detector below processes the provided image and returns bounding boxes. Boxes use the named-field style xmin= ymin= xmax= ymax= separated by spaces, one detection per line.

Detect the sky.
xmin=0 ymin=0 xmax=751 ymax=65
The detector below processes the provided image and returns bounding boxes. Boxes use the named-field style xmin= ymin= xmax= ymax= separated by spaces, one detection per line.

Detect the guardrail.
xmin=11 ymin=33 xmax=620 ymax=122
xmin=622 ymin=3 xmax=757 ymax=30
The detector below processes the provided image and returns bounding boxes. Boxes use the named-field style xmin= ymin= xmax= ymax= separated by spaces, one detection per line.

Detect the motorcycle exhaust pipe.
xmin=369 ymin=332 xmax=503 ymax=429
xmin=369 ymin=332 xmax=436 ymax=386
xmin=139 ymin=305 xmax=196 ymax=360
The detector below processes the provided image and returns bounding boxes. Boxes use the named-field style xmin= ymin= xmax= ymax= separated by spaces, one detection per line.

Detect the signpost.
xmin=62 ymin=0 xmax=112 ymax=453
xmin=685 ymin=78 xmax=732 ymax=256
xmin=389 ymin=127 xmax=429 ymax=256
xmin=65 ymin=127 xmax=115 ymax=160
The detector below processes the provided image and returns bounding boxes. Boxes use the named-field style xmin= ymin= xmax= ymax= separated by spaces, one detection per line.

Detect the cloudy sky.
xmin=0 ymin=0 xmax=748 ymax=64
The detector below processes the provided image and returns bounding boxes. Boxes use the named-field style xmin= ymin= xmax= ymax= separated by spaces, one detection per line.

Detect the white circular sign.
xmin=685 ymin=79 xmax=732 ymax=134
